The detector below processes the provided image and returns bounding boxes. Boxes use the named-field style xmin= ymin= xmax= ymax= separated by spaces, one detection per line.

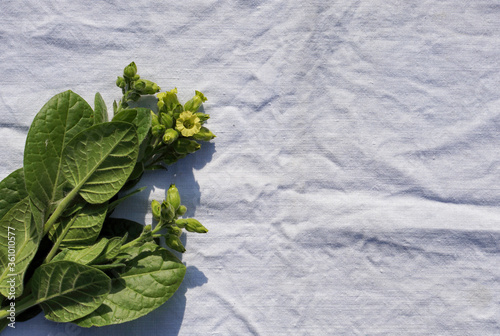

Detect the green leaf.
xmin=61 ymin=195 xmax=87 ymax=217
xmin=31 ymin=261 xmax=111 ymax=322
xmin=127 ymin=161 xmax=144 ymax=181
xmin=49 ymin=203 xmax=108 ymax=248
xmin=94 ymin=92 xmax=109 ymax=124
xmin=52 ymin=238 xmax=109 ymax=265
xmin=75 ymin=243 xmax=186 ymax=327
xmin=92 ymin=237 xmax=123 ymax=264
xmin=0 ymin=197 xmax=40 ymax=297
xmin=91 ymin=263 xmax=126 ymax=271
xmin=0 ymin=168 xmax=28 ymax=221
xmin=112 ymin=108 xmax=137 ymax=123
xmin=24 ymin=90 xmax=95 ymax=221
xmin=30 ymin=198 xmax=45 ymax=235
xmin=50 ymin=248 xmax=70 ymax=262
xmin=112 ymin=108 xmax=152 ymax=145
xmin=61 ymin=121 xmax=139 ymax=204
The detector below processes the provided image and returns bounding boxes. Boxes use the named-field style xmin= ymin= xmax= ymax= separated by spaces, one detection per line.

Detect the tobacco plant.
xmin=0 ymin=62 xmax=214 ymax=332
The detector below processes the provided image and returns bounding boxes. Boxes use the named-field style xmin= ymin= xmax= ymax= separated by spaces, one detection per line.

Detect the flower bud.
xmin=184 ymin=90 xmax=207 ymax=113
xmin=177 ymin=205 xmax=187 ymax=216
xmin=168 ymin=226 xmax=182 ymax=237
xmin=151 ymin=111 xmax=160 ymax=127
xmin=167 ymin=184 xmax=181 ymax=211
xmin=157 ymin=88 xmax=180 ymax=112
xmin=128 ymin=92 xmax=141 ymax=101
xmin=139 ymin=224 xmax=153 ymax=242
xmin=195 ymin=112 xmax=210 ymax=123
xmin=173 ymin=138 xmax=201 ymax=154
xmin=165 ymin=234 xmax=186 ymax=253
xmin=123 ymin=62 xmax=137 ymax=78
xmin=192 ymin=127 xmax=216 ymax=141
xmin=161 ymin=201 xmax=176 ymax=223
xmin=184 ymin=218 xmax=208 ymax=233
xmin=175 ymin=218 xmax=188 ymax=228
xmin=151 ymin=124 xmax=165 ymax=137
xmin=162 ymin=129 xmax=179 ymax=145
xmin=133 ymin=80 xmax=145 ymax=90
xmin=133 ymin=79 xmax=161 ymax=95
xmin=116 ymin=76 xmax=126 ymax=89
xmin=160 ymin=113 xmax=174 ymax=128
xmin=151 ymin=200 xmax=161 ymax=220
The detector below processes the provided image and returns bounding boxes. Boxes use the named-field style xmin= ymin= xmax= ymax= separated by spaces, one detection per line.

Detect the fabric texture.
xmin=1 ymin=1 xmax=500 ymax=335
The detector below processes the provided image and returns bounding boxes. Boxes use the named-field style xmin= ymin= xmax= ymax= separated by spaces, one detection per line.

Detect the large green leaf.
xmin=92 ymin=237 xmax=124 ymax=264
xmin=52 ymin=238 xmax=109 ymax=265
xmin=61 ymin=121 xmax=139 ymax=204
xmin=0 ymin=197 xmax=39 ymax=297
xmin=94 ymin=92 xmax=109 ymax=124
xmin=75 ymin=243 xmax=186 ymax=327
xmin=30 ymin=260 xmax=111 ymax=322
xmin=24 ymin=90 xmax=95 ymax=221
xmin=112 ymin=108 xmax=137 ymax=123
xmin=0 ymin=168 xmax=28 ymax=221
xmin=112 ymin=108 xmax=152 ymax=145
xmin=48 ymin=203 xmax=108 ymax=248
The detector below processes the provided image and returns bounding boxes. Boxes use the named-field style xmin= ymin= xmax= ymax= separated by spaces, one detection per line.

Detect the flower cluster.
xmin=115 ymin=61 xmax=161 ymax=109
xmin=151 ymin=88 xmax=215 ymax=164
xmin=150 ymin=184 xmax=208 ymax=253
xmin=112 ymin=63 xmax=212 ymax=252
xmin=114 ymin=62 xmax=215 ymax=171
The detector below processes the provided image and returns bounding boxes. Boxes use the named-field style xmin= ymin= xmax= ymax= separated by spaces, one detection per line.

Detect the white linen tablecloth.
xmin=1 ymin=1 xmax=500 ymax=335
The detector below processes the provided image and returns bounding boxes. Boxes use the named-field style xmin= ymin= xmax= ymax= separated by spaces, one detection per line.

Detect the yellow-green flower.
xmin=157 ymin=88 xmax=179 ymax=112
xmin=184 ymin=90 xmax=207 ymax=112
xmin=176 ymin=111 xmax=201 ymax=137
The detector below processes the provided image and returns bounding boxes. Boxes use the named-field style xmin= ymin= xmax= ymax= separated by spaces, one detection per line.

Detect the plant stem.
xmin=119 ymin=240 xmax=136 ymax=251
xmin=119 ymin=224 xmax=164 ymax=251
xmin=44 ymin=215 xmax=78 ymax=264
xmin=151 ymin=224 xmax=163 ymax=234
xmin=42 ymin=188 xmax=80 ymax=236
xmin=0 ymin=294 xmax=36 ymax=320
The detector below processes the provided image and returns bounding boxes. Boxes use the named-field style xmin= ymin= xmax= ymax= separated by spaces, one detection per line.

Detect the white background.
xmin=1 ymin=1 xmax=500 ymax=335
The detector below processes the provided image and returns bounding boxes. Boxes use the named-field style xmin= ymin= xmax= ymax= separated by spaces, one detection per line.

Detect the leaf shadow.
xmin=183 ymin=265 xmax=209 ymax=289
